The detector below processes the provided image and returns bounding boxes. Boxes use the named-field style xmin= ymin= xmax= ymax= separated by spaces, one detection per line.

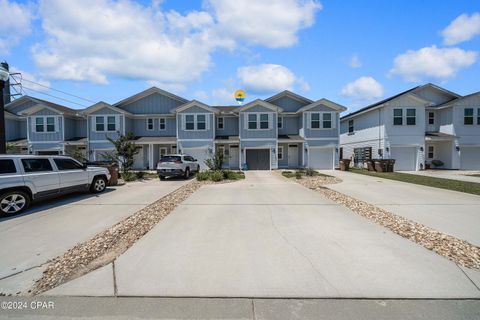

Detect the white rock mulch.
xmin=286 ymin=173 xmax=480 ymax=270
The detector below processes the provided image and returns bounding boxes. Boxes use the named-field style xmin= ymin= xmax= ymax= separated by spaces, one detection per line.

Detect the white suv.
xmin=156 ymin=154 xmax=201 ymax=180
xmin=0 ymin=155 xmax=111 ymax=215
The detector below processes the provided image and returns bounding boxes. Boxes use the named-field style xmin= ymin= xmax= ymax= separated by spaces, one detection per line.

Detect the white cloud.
xmin=389 ymin=45 xmax=478 ymax=82
xmin=349 ymin=54 xmax=362 ymax=68
xmin=211 ymin=87 xmax=235 ymax=105
xmin=10 ymin=67 xmax=51 ymax=92
xmin=442 ymin=12 xmax=480 ymax=45
xmin=237 ymin=64 xmax=308 ymax=94
xmin=0 ymin=0 xmax=34 ymax=54
xmin=31 ymin=0 xmax=320 ymax=88
xmin=341 ymin=76 xmax=383 ymax=101
xmin=206 ymin=0 xmax=321 ymax=48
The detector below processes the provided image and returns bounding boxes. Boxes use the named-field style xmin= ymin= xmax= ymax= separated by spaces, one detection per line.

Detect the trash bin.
xmin=339 ymin=159 xmax=351 ymax=171
xmin=374 ymin=160 xmax=387 ymax=172
xmin=387 ymin=159 xmax=395 ymax=172
xmin=366 ymin=160 xmax=375 ymax=171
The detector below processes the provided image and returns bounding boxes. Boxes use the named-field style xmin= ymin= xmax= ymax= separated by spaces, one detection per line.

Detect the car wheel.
xmin=0 ymin=190 xmax=30 ymax=216
xmin=184 ymin=168 xmax=190 ymax=179
xmin=159 ymin=175 xmax=165 ymax=181
xmin=90 ymin=176 xmax=107 ymax=193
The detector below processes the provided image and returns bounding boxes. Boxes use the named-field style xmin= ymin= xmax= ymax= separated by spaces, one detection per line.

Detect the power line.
xmin=22 ymin=85 xmax=89 ymax=108
xmin=20 ymin=77 xmax=96 ymax=103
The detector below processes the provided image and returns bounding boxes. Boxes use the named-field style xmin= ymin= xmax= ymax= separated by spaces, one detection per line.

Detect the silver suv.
xmin=0 ymin=155 xmax=111 ymax=215
xmin=156 ymin=154 xmax=201 ymax=180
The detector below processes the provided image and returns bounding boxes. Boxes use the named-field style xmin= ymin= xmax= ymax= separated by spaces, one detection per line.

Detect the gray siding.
xmin=5 ymin=118 xmax=23 ymax=141
xmin=132 ymin=117 xmax=176 ymax=137
xmin=268 ymin=96 xmax=308 ymax=112
xmin=303 ymin=112 xmax=339 ymax=138
xmin=7 ymin=99 xmax=37 ymax=114
xmin=414 ymin=86 xmax=456 ymax=105
xmin=64 ymin=117 xmax=87 ymax=140
xmin=31 ymin=143 xmax=63 ymax=153
xmin=216 ymin=116 xmax=239 ymax=136
xmin=88 ymin=114 xmax=123 ymax=141
xmin=75 ymin=119 xmax=87 ymax=138
xmin=278 ymin=115 xmax=300 ymax=135
xmin=28 ymin=114 xmax=63 ymax=142
xmin=91 ymin=108 xmax=121 ymax=115
xmin=239 ymin=104 xmax=277 ymax=139
xmin=120 ymin=93 xmax=184 ymax=114
xmin=177 ymin=106 xmax=215 ymax=140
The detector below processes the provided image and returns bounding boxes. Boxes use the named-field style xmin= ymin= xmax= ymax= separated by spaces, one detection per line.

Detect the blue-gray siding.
xmin=120 ymin=93 xmax=184 ymax=114
xmin=216 ymin=116 xmax=239 ymax=136
xmin=269 ymin=96 xmax=308 ymax=112
xmin=132 ymin=117 xmax=176 ymax=136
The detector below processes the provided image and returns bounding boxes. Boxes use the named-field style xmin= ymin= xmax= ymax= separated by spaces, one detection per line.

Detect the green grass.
xmin=466 ymin=174 xmax=480 ymax=178
xmin=196 ymin=170 xmax=245 ymax=181
xmin=350 ymin=168 xmax=480 ymax=196
xmin=281 ymin=169 xmax=332 ymax=179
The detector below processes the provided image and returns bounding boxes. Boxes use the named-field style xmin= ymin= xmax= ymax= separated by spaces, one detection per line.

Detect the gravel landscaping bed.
xmin=32 ymin=179 xmax=233 ymax=295
xmin=281 ymin=172 xmax=480 ymax=270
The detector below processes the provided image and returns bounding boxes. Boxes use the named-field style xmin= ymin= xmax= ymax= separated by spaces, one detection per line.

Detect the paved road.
xmin=1 ymin=297 xmax=479 ymax=320
xmin=324 ymin=170 xmax=480 ymax=246
xmin=0 ymin=178 xmax=187 ymax=295
xmin=50 ymin=171 xmax=480 ymax=298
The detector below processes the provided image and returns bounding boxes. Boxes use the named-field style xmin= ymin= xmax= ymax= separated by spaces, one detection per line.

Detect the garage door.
xmin=308 ymin=148 xmax=334 ymax=169
xmin=183 ymin=148 xmax=210 ymax=170
xmin=390 ymin=147 xmax=416 ymax=171
xmin=246 ymin=149 xmax=270 ymax=170
xmin=460 ymin=147 xmax=480 ymax=169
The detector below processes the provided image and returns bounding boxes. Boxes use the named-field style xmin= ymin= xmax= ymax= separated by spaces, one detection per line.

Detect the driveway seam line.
xmin=112 ymin=261 xmax=118 ymax=296
xmin=251 ymin=299 xmax=256 ymax=320
xmin=0 ymin=261 xmax=50 ymax=281
xmin=268 ymin=211 xmax=340 ymax=295
xmin=457 ymin=264 xmax=480 ymax=292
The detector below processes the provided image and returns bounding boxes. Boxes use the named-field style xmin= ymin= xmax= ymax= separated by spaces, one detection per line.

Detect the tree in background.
xmin=104 ymin=132 xmax=141 ymax=173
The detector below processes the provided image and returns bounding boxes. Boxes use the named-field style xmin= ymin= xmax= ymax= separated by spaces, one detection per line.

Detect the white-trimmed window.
xmin=34 ymin=116 xmax=56 ymax=133
xmin=428 ymin=112 xmax=435 ymax=125
xmin=159 ymin=118 xmax=166 ymax=130
xmin=246 ymin=113 xmax=271 ymax=130
xmin=146 ymin=118 xmax=154 ymax=131
xmin=311 ymin=113 xmax=320 ymax=129
xmin=406 ymin=108 xmax=416 ymax=125
xmin=427 ymin=146 xmax=435 ymax=159
xmin=95 ymin=115 xmax=117 ymax=132
xmin=393 ymin=109 xmax=403 ymax=125
xmin=217 ymin=117 xmax=224 ymax=130
xmin=278 ymin=116 xmax=283 ymax=129
xmin=259 ymin=114 xmax=269 ymax=129
xmin=348 ymin=119 xmax=354 ymax=133
xmin=323 ymin=113 xmax=332 ymax=128
xmin=184 ymin=114 xmax=208 ymax=131
xmin=278 ymin=146 xmax=284 ymax=160
xmin=185 ymin=115 xmax=195 ymax=130
xmin=248 ymin=114 xmax=257 ymax=129
xmin=464 ymin=108 xmax=474 ymax=125
xmin=197 ymin=114 xmax=206 ymax=130
xmin=309 ymin=112 xmax=334 ymax=129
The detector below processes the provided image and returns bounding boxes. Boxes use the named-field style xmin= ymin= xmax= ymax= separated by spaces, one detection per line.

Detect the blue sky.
xmin=1 ymin=0 xmax=479 ymax=112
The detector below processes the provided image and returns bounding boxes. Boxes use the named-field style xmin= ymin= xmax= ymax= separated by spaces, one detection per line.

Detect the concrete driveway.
xmin=50 ymin=171 xmax=480 ymax=298
xmin=0 ymin=178 xmax=187 ymax=295
xmin=325 ymin=170 xmax=480 ymax=246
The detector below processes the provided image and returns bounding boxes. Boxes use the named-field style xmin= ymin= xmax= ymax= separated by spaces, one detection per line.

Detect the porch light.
xmin=272 ymin=147 xmax=276 ymax=154
xmin=456 ymin=146 xmax=460 ymax=151
xmin=386 ymin=147 xmax=389 ymax=152
xmin=420 ymin=146 xmax=424 ymax=152
xmin=335 ymin=147 xmax=339 ymax=153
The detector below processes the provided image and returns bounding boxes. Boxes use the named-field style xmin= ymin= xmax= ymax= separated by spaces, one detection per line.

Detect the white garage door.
xmin=308 ymin=148 xmax=334 ymax=169
xmin=460 ymin=147 xmax=480 ymax=170
xmin=183 ymin=148 xmax=210 ymax=170
xmin=390 ymin=147 xmax=417 ymax=171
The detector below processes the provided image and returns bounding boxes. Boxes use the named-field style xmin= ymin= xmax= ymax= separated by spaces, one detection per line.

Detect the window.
xmin=217 ymin=117 xmax=224 ymax=130
xmin=0 ymin=160 xmax=16 ymax=174
xmin=146 ymin=118 xmax=154 ymax=131
xmin=427 ymin=146 xmax=434 ymax=159
xmin=107 ymin=116 xmax=116 ymax=131
xmin=54 ymin=158 xmax=84 ymax=170
xmin=428 ymin=112 xmax=435 ymax=125
xmin=197 ymin=114 xmax=206 ymax=130
xmin=260 ymin=114 xmax=269 ymax=129
xmin=185 ymin=115 xmax=195 ymax=130
xmin=278 ymin=116 xmax=283 ymax=129
xmin=464 ymin=108 xmax=474 ymax=125
xmin=21 ymin=158 xmax=53 ymax=173
xmin=159 ymin=118 xmax=166 ymax=130
xmin=95 ymin=116 xmax=105 ymax=131
xmin=348 ymin=120 xmax=354 ymax=133
xmin=311 ymin=113 xmax=320 ymax=129
xmin=45 ymin=117 xmax=55 ymax=132
xmin=406 ymin=108 xmax=416 ymax=125
xmin=278 ymin=146 xmax=284 ymax=160
xmin=248 ymin=114 xmax=257 ymax=129
xmin=323 ymin=113 xmax=332 ymax=128
xmin=478 ymin=108 xmax=480 ymax=125
xmin=393 ymin=109 xmax=403 ymax=125
xmin=36 ymin=117 xmax=44 ymax=132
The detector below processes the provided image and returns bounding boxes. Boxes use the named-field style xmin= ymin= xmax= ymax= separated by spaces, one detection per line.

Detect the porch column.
xmin=149 ymin=144 xmax=154 ymax=170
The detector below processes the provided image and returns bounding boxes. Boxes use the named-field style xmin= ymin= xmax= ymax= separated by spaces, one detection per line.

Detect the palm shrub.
xmin=205 ymin=149 xmax=225 ymax=171
xmin=105 ymin=132 xmax=141 ymax=174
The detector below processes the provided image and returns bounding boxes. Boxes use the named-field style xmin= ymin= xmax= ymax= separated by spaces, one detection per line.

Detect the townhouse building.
xmin=340 ymin=84 xmax=480 ymax=170
xmin=3 ymin=87 xmax=346 ymax=170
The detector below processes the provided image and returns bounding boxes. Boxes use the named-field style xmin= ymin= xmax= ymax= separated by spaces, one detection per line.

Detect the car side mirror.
xmin=194 ymin=158 xmax=198 ymax=162
xmin=82 ymin=164 xmax=88 ymax=170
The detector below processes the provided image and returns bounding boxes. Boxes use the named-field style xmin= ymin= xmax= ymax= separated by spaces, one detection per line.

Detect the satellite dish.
xmin=234 ymin=90 xmax=246 ymax=105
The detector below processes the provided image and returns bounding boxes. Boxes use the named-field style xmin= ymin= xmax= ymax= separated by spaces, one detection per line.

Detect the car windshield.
xmin=160 ymin=156 xmax=181 ymax=162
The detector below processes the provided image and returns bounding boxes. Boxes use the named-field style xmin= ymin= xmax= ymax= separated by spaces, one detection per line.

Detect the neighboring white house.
xmin=340 ymin=84 xmax=480 ymax=171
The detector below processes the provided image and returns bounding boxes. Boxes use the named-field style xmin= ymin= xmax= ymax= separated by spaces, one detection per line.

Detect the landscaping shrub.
xmin=210 ymin=171 xmax=224 ymax=182
xmin=135 ymin=171 xmax=146 ymax=180
xmin=432 ymin=159 xmax=444 ymax=167
xmin=282 ymin=171 xmax=295 ymax=178
xmin=223 ymin=170 xmax=245 ymax=180
xmin=295 ymin=171 xmax=303 ymax=179
xmin=305 ymin=168 xmax=318 ymax=176
xmin=122 ymin=171 xmax=136 ymax=182
xmin=196 ymin=171 xmax=210 ymax=181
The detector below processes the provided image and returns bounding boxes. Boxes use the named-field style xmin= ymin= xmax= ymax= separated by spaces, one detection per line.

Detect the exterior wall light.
xmin=456 ymin=146 xmax=460 ymax=151
xmin=420 ymin=146 xmax=424 ymax=152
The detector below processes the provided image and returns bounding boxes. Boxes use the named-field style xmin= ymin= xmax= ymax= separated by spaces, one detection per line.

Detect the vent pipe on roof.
xmin=1 ymin=61 xmax=11 ymax=105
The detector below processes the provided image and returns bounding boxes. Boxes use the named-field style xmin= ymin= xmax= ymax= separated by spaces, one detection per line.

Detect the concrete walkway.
xmin=324 ymin=170 xmax=480 ymax=246
xmin=0 ymin=178 xmax=187 ymax=295
xmin=48 ymin=171 xmax=480 ymax=298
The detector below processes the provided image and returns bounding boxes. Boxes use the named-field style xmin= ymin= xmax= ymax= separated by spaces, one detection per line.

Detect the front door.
xmin=159 ymin=147 xmax=168 ymax=158
xmin=288 ymin=145 xmax=299 ymax=167
xmin=229 ymin=145 xmax=239 ymax=169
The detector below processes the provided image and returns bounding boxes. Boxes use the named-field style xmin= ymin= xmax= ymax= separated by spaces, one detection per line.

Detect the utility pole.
xmin=0 ymin=61 xmax=10 ymax=154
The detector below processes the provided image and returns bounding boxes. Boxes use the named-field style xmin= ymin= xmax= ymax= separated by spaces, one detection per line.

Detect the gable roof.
xmin=433 ymin=90 xmax=480 ymax=109
xmin=113 ymin=87 xmax=188 ymax=108
xmin=233 ymin=99 xmax=283 ymax=113
xmin=297 ymin=98 xmax=347 ymax=113
xmin=6 ymin=95 xmax=78 ymax=115
xmin=413 ymin=83 xmax=461 ymax=99
xmin=265 ymin=90 xmax=313 ymax=105
xmin=171 ymin=100 xmax=220 ymax=114
xmin=4 ymin=110 xmax=20 ymax=119
xmin=82 ymin=101 xmax=132 ymax=115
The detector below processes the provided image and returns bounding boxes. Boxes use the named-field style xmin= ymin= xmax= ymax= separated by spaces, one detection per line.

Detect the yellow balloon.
xmin=234 ymin=90 xmax=246 ymax=99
